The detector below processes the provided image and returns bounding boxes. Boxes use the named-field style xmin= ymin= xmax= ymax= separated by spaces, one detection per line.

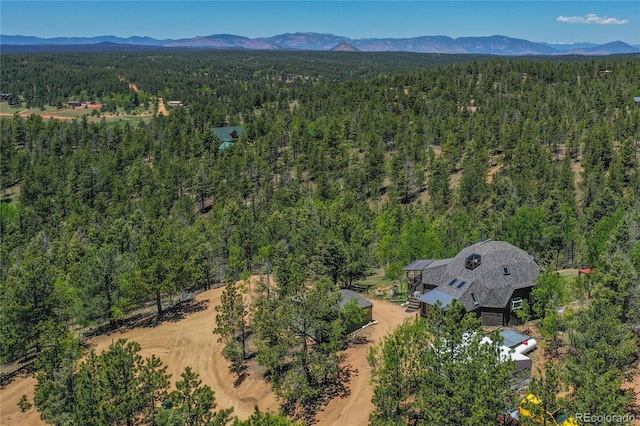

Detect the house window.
xmin=447 ymin=278 xmax=458 ymax=286
xmin=456 ymin=281 xmax=467 ymax=289
xmin=465 ymin=253 xmax=481 ymax=270
xmin=503 ymin=267 xmax=510 ymax=275
xmin=471 ymin=292 xmax=479 ymax=306
xmin=511 ymin=297 xmax=523 ymax=311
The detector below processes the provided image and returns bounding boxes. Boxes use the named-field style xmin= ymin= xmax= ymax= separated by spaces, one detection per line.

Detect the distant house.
xmin=67 ymin=101 xmax=83 ymax=108
xmin=405 ymin=240 xmax=539 ymax=326
xmin=217 ymin=141 xmax=235 ymax=151
xmin=339 ymin=289 xmax=373 ymax=333
xmin=634 ymin=97 xmax=640 ymax=104
xmin=167 ymin=101 xmax=184 ymax=107
xmin=213 ymin=125 xmax=245 ymax=151
xmin=0 ymin=94 xmax=10 ymax=102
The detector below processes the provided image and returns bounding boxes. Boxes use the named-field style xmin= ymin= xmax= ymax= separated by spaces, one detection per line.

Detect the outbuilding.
xmin=339 ymin=289 xmax=373 ymax=332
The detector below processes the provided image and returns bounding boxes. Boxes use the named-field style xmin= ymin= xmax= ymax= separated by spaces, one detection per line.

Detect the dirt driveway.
xmin=0 ymin=284 xmax=413 ymax=425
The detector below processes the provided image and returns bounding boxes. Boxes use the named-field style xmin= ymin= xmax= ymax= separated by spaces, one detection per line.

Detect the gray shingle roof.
xmin=420 ymin=258 xmax=453 ymax=286
xmin=339 ymin=289 xmax=373 ymax=309
xmin=418 ymin=240 xmax=539 ymax=311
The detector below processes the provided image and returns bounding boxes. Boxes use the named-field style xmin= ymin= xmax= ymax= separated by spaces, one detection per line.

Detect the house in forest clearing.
xmin=404 ymin=240 xmax=539 ymax=326
xmin=213 ymin=125 xmax=245 ymax=151
xmin=339 ymin=289 xmax=373 ymax=333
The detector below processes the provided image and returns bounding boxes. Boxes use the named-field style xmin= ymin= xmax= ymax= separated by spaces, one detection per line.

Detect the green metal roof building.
xmin=213 ymin=126 xmax=245 ymax=150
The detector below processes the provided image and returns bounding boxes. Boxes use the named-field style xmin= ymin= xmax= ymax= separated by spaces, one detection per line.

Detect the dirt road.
xmin=0 ymin=285 xmax=413 ymax=425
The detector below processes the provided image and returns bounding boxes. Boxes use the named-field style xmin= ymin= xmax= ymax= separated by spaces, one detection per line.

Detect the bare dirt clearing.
xmin=156 ymin=98 xmax=169 ymax=116
xmin=0 ymin=284 xmax=414 ymax=425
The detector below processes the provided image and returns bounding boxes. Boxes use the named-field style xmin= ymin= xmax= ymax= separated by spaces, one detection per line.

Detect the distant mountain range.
xmin=2 ymin=33 xmax=639 ymax=56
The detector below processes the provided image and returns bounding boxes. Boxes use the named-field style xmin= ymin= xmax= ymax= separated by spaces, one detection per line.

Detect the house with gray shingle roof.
xmin=406 ymin=240 xmax=539 ymax=326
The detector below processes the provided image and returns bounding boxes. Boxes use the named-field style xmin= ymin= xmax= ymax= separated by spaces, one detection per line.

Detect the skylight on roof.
xmin=456 ymin=281 xmax=467 ymax=289
xmin=471 ymin=292 xmax=479 ymax=306
xmin=503 ymin=267 xmax=510 ymax=275
xmin=447 ymin=278 xmax=458 ymax=286
xmin=465 ymin=253 xmax=481 ymax=270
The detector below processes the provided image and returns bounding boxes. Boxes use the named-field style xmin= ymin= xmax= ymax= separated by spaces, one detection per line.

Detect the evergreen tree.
xmin=158 ymin=367 xmax=233 ymax=426
xmin=253 ymin=279 xmax=348 ymax=420
xmin=368 ymin=301 xmax=515 ymax=424
xmin=214 ymin=280 xmax=250 ymax=377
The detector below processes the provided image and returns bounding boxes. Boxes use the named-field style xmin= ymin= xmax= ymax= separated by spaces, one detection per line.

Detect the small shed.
xmin=340 ymin=289 xmax=373 ymax=332
xmin=578 ymin=267 xmax=597 ymax=276
xmin=485 ymin=337 xmax=532 ymax=375
xmin=499 ymin=329 xmax=530 ymax=349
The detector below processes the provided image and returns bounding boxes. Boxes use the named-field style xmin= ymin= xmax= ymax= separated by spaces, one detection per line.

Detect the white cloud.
xmin=556 ymin=13 xmax=629 ymax=25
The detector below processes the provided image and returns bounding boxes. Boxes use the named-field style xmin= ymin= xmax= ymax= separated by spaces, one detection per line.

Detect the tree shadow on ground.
xmin=233 ymin=372 xmax=248 ymax=388
xmin=84 ymin=297 xmax=209 ymax=338
xmin=0 ymin=362 xmax=35 ymax=388
xmin=137 ymin=298 xmax=210 ymax=328
xmin=281 ymin=364 xmax=353 ymax=424
xmin=348 ymin=333 xmax=371 ymax=347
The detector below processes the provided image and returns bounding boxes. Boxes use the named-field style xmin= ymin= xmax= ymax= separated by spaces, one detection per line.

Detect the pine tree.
xmin=158 ymin=367 xmax=233 ymax=426
xmin=214 ymin=280 xmax=250 ymax=377
xmin=253 ymin=279 xmax=348 ymax=420
xmin=368 ymin=301 xmax=515 ymax=425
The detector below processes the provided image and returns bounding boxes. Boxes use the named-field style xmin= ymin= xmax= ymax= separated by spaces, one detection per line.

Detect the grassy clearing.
xmin=0 ymin=102 xmax=28 ymax=114
xmin=0 ymin=102 xmax=153 ymax=125
xmin=356 ymin=268 xmax=410 ymax=302
xmin=0 ymin=201 xmax=20 ymax=220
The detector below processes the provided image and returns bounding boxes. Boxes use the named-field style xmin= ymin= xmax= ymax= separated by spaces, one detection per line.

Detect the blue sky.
xmin=2 ymin=1 xmax=638 ymax=45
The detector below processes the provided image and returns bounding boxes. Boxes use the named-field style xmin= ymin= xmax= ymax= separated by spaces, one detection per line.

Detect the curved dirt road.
xmin=0 ymin=285 xmax=413 ymax=425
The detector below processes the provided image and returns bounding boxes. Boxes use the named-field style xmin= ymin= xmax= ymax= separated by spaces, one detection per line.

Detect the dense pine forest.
xmin=1 ymin=51 xmax=640 ymax=424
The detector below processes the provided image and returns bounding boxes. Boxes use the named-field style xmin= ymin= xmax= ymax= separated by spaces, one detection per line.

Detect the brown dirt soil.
xmin=128 ymin=81 xmax=168 ymax=116
xmin=487 ymin=162 xmax=503 ymax=184
xmin=156 ymin=98 xmax=169 ymax=116
xmin=0 ymin=283 xmax=414 ymax=425
xmin=626 ymin=369 xmax=640 ymax=424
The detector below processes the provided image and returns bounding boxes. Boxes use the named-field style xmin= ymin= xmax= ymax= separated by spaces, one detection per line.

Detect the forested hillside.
xmin=1 ymin=51 xmax=640 ymax=423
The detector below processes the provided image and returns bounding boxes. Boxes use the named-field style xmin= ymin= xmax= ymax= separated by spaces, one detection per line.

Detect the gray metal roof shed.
xmin=499 ymin=329 xmax=530 ymax=349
